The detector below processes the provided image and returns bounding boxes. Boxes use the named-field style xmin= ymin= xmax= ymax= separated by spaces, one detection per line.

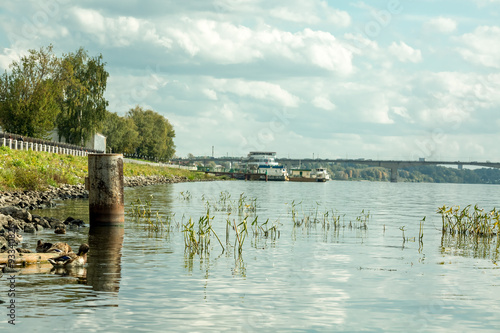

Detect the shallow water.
xmin=3 ymin=181 xmax=500 ymax=332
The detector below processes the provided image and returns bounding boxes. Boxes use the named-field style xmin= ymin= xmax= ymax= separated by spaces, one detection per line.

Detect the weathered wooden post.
xmin=88 ymin=154 xmax=124 ymax=226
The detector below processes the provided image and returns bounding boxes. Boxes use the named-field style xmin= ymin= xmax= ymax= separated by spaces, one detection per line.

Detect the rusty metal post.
xmin=88 ymin=154 xmax=124 ymax=226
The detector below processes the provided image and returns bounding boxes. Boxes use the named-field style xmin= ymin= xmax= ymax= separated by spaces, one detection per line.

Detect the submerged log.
xmin=0 ymin=252 xmax=60 ymax=266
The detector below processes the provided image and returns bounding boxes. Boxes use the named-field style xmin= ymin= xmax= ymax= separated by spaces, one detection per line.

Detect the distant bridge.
xmin=171 ymin=157 xmax=500 ymax=182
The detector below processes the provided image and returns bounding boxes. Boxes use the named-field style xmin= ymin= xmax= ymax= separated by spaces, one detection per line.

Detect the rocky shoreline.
xmin=0 ymin=175 xmax=214 ymax=256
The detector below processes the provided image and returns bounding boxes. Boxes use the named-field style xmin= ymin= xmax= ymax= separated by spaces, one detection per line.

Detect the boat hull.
xmin=289 ymin=177 xmax=317 ymax=182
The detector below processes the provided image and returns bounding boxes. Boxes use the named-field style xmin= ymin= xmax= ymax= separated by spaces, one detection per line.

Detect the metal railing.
xmin=0 ymin=132 xmax=104 ymax=156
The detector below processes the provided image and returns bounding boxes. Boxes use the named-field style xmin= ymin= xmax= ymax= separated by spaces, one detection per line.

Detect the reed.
xmin=182 ymin=208 xmax=224 ymax=255
xmin=128 ymin=195 xmax=169 ymax=234
xmin=418 ymin=217 xmax=425 ymax=252
xmin=179 ymin=191 xmax=192 ymax=200
xmin=437 ymin=205 xmax=500 ymax=237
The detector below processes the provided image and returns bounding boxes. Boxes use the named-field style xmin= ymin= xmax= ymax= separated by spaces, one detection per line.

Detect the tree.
xmin=56 ymin=48 xmax=108 ymax=145
xmin=127 ymin=106 xmax=176 ymax=160
xmin=101 ymin=111 xmax=139 ymax=154
xmin=0 ymin=45 xmax=62 ymax=138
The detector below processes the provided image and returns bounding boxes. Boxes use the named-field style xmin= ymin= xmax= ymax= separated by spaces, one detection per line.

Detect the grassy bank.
xmin=0 ymin=146 xmax=213 ymax=192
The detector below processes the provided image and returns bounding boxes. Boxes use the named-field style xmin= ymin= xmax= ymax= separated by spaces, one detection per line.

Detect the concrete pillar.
xmin=14 ymin=140 xmax=17 ymax=150
xmin=30 ymin=142 xmax=33 ymax=150
xmin=88 ymin=154 xmax=124 ymax=226
xmin=8 ymin=139 xmax=12 ymax=149
xmin=1 ymin=138 xmax=5 ymax=146
xmin=390 ymin=166 xmax=399 ymax=183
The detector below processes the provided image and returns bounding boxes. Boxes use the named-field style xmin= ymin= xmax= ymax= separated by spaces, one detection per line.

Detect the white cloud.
xmin=71 ymin=8 xmax=150 ymax=47
xmin=391 ymin=107 xmax=411 ymax=121
xmin=0 ymin=48 xmax=23 ymax=71
xmin=270 ymin=7 xmax=320 ymax=24
xmin=312 ymin=96 xmax=336 ymax=110
xmin=269 ymin=2 xmax=350 ymax=27
xmin=388 ymin=41 xmax=422 ymax=63
xmin=161 ymin=19 xmax=354 ymax=73
xmin=457 ymin=26 xmax=500 ymax=69
xmin=211 ymin=79 xmax=300 ymax=107
xmin=424 ymin=17 xmax=457 ymax=34
xmin=326 ymin=9 xmax=351 ymax=27
xmin=202 ymin=88 xmax=218 ymax=101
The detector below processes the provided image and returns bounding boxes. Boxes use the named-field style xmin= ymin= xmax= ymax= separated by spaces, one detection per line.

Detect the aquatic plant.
xmin=182 ymin=209 xmax=224 ymax=255
xmin=418 ymin=217 xmax=425 ymax=252
xmin=179 ymin=191 xmax=192 ymax=200
xmin=440 ymin=232 xmax=500 ymax=262
xmin=128 ymin=195 xmax=173 ymax=234
xmin=355 ymin=209 xmax=370 ymax=229
xmin=437 ymin=204 xmax=500 ymax=237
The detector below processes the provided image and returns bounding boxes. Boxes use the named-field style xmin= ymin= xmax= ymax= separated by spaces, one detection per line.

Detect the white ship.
xmin=310 ymin=168 xmax=330 ymax=182
xmin=244 ymin=152 xmax=288 ymax=181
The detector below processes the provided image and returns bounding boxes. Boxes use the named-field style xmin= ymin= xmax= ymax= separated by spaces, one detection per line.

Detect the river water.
xmin=3 ymin=180 xmax=500 ymax=332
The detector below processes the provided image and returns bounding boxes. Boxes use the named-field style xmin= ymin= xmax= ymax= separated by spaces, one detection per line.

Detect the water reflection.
xmin=86 ymin=226 xmax=124 ymax=292
xmin=441 ymin=233 xmax=500 ymax=261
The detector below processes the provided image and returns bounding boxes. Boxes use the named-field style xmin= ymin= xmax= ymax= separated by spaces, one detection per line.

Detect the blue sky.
xmin=1 ymin=0 xmax=499 ymax=160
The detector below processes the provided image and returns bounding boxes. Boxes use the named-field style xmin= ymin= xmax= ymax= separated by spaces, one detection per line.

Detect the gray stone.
xmin=12 ymin=209 xmax=32 ymax=222
xmin=24 ymin=224 xmax=36 ymax=233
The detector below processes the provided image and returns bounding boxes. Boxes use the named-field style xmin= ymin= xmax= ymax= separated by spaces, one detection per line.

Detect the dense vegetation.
xmin=0 ymin=147 xmax=209 ymax=192
xmin=0 ymin=45 xmax=176 ymax=161
xmin=102 ymin=106 xmax=175 ymax=161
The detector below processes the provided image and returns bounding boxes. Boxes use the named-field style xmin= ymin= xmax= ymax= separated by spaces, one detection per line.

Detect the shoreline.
xmin=0 ymin=175 xmax=221 ymax=259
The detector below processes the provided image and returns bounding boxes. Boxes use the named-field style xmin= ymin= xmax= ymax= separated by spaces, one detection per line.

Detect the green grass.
xmin=0 ymin=146 xmax=215 ymax=192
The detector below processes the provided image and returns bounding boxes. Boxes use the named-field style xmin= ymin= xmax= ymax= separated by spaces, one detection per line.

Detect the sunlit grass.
xmin=0 ymin=146 xmax=214 ymax=191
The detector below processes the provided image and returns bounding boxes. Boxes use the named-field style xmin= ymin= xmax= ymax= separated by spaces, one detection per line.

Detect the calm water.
xmin=3 ymin=181 xmax=500 ymax=332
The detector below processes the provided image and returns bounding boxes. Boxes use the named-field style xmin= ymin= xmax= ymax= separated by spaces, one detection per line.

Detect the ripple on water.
xmin=13 ymin=181 xmax=500 ymax=332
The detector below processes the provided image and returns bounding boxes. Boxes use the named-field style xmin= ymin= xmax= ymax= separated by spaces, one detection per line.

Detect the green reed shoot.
xmin=437 ymin=204 xmax=500 ymax=237
xmin=179 ymin=191 xmax=192 ymax=200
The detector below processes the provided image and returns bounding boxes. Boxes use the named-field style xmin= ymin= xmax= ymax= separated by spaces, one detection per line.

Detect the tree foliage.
xmin=127 ymin=106 xmax=176 ymax=160
xmin=56 ymin=48 xmax=109 ymax=145
xmin=0 ymin=45 xmax=109 ymax=143
xmin=0 ymin=45 xmax=62 ymax=138
xmin=101 ymin=111 xmax=139 ymax=154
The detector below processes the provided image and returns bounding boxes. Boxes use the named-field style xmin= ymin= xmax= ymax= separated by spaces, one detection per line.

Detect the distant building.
xmin=290 ymin=169 xmax=312 ymax=178
xmin=50 ymin=131 xmax=106 ymax=152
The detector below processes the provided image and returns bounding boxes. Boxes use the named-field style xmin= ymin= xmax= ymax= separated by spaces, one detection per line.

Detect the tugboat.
xmin=310 ymin=168 xmax=330 ymax=182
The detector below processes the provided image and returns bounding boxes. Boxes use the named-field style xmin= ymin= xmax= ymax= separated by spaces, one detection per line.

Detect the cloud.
xmin=312 ymin=96 xmax=336 ymax=110
xmin=457 ymin=26 xmax=500 ymax=69
xmin=210 ymin=78 xmax=300 ymax=107
xmin=67 ymin=7 xmax=355 ymax=74
xmin=202 ymin=88 xmax=218 ymax=101
xmin=424 ymin=17 xmax=457 ymax=34
xmin=269 ymin=2 xmax=350 ymax=27
xmin=70 ymin=7 xmax=149 ymax=47
xmin=0 ymin=47 xmax=24 ymax=71
xmin=388 ymin=41 xmax=422 ymax=63
xmin=269 ymin=7 xmax=320 ymax=24
xmin=162 ymin=19 xmax=354 ymax=73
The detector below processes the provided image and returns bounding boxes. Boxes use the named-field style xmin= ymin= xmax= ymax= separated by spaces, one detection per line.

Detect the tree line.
xmin=0 ymin=45 xmax=175 ymax=160
xmin=302 ymin=162 xmax=500 ymax=184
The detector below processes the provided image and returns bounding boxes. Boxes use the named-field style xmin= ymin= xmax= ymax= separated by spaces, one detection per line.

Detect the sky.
xmin=0 ymin=0 xmax=499 ymax=161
